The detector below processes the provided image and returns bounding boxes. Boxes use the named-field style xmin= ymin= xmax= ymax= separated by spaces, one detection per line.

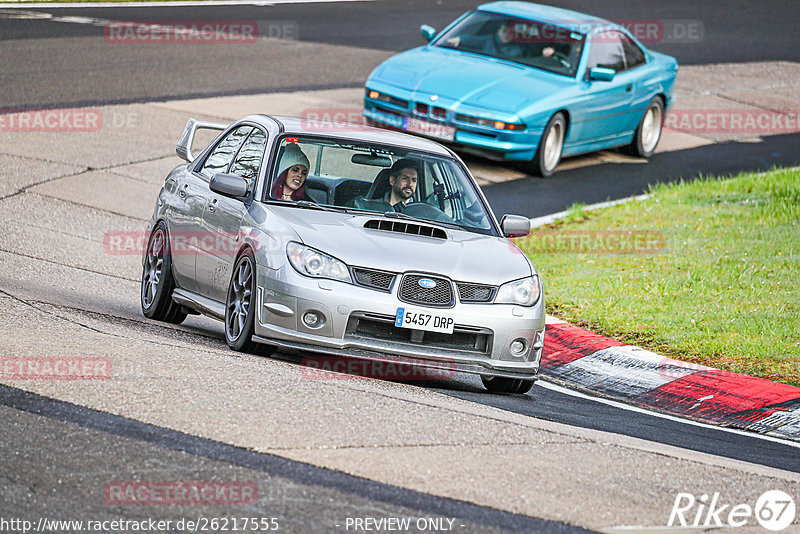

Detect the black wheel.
xmin=481 ymin=375 xmax=535 ymax=395
xmin=527 ymin=112 xmax=566 ymax=177
xmin=623 ymin=97 xmax=664 ymax=158
xmin=225 ymin=249 xmax=261 ymax=353
xmin=141 ymin=222 xmax=187 ymax=324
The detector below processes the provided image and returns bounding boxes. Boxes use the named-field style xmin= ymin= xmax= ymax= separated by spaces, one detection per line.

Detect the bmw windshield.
xmin=267 ymin=135 xmax=497 ymax=235
xmin=434 ymin=11 xmax=586 ymax=77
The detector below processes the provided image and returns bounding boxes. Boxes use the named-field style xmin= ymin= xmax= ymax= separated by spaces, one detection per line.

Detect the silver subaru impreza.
xmin=141 ymin=115 xmax=545 ymax=393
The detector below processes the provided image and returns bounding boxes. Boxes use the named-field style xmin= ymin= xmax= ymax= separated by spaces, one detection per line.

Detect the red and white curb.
xmin=541 ymin=317 xmax=800 ymax=442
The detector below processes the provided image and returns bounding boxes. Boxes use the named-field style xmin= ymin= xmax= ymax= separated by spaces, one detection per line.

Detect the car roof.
xmin=243 ymin=114 xmax=453 ymax=157
xmin=477 ymin=1 xmax=613 ymax=33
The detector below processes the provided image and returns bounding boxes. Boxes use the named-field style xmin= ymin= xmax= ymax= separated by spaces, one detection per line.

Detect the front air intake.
xmin=364 ymin=219 xmax=447 ymax=240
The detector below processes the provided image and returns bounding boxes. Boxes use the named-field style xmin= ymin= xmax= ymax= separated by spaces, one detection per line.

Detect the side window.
xmin=586 ymin=31 xmax=625 ymax=72
xmin=229 ymin=129 xmax=267 ymax=192
xmin=198 ymin=126 xmax=253 ymax=179
xmin=620 ymin=33 xmax=646 ymax=70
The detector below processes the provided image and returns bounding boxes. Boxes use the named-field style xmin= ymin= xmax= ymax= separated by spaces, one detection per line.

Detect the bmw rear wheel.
xmin=141 ymin=222 xmax=187 ymax=324
xmin=528 ymin=112 xmax=566 ymax=177
xmin=624 ymin=97 xmax=664 ymax=158
xmin=481 ymin=375 xmax=535 ymax=395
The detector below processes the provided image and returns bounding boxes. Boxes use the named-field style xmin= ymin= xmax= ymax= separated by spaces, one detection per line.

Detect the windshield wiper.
xmin=292 ymin=201 xmax=347 ymax=213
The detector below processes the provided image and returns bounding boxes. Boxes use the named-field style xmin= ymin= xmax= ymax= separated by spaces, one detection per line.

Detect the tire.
xmin=623 ymin=97 xmax=664 ymax=158
xmin=141 ymin=222 xmax=187 ymax=324
xmin=481 ymin=375 xmax=535 ymax=395
xmin=527 ymin=112 xmax=566 ymax=177
xmin=225 ymin=249 xmax=262 ymax=354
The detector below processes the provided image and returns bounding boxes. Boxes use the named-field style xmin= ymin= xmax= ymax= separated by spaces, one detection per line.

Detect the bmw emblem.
xmin=430 ymin=95 xmax=439 ymax=102
xmin=418 ymin=278 xmax=436 ymax=289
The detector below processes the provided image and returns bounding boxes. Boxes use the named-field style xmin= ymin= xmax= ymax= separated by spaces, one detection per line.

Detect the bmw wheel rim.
xmin=641 ymin=105 xmax=662 ymax=153
xmin=142 ymin=229 xmax=165 ymax=309
xmin=543 ymin=121 xmax=564 ymax=172
xmin=227 ymin=258 xmax=252 ymax=341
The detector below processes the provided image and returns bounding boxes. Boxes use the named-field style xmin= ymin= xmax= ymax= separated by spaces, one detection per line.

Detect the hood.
xmin=371 ymin=46 xmax=573 ymax=114
xmin=272 ymin=207 xmax=533 ymax=285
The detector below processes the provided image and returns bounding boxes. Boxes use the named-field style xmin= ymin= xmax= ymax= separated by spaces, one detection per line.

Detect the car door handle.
xmin=625 ymin=84 xmax=632 ymax=92
xmin=208 ymin=198 xmax=218 ymax=213
xmin=178 ymin=183 xmax=188 ymax=198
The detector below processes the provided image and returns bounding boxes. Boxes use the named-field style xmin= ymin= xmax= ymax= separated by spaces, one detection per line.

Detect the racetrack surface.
xmin=1 ymin=1 xmax=800 ymax=531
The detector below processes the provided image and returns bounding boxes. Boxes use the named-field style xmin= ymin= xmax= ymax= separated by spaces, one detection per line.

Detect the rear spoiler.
xmin=176 ymin=118 xmax=227 ymax=162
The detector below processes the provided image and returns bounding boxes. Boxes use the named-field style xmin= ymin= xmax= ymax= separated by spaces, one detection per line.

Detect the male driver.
xmin=353 ymin=158 xmax=421 ymax=212
xmin=386 ymin=158 xmax=419 ymax=208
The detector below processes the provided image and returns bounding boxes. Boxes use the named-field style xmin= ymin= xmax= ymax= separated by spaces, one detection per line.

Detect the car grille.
xmin=399 ymin=274 xmax=454 ymax=307
xmin=352 ymin=268 xmax=395 ymax=292
xmin=456 ymin=283 xmax=496 ymax=303
xmin=346 ymin=313 xmax=491 ymax=355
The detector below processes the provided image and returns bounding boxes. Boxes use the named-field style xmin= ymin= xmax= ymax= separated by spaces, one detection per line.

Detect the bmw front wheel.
xmin=528 ymin=112 xmax=566 ymax=177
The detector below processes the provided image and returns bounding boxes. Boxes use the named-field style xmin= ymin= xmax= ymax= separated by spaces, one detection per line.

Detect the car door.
xmin=165 ymin=167 xmax=208 ymax=293
xmin=196 ymin=126 xmax=267 ymax=303
xmin=192 ymin=125 xmax=254 ymax=299
xmin=572 ymin=30 xmax=637 ymax=145
xmin=619 ymin=31 xmax=652 ymax=125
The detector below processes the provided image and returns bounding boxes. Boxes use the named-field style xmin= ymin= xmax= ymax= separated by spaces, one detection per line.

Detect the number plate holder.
xmin=395 ymin=307 xmax=455 ymax=334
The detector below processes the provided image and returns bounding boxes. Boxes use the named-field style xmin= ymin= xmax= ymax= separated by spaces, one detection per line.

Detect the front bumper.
xmin=363 ymin=91 xmax=544 ymax=162
xmin=254 ymin=263 xmax=545 ymax=380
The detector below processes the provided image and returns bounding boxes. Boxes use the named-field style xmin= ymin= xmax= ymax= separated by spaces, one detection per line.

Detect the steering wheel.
xmin=551 ymin=51 xmax=571 ymax=69
xmin=402 ymin=202 xmax=455 ymax=224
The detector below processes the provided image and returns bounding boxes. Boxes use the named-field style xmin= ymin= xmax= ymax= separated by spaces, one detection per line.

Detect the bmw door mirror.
xmin=500 ymin=215 xmax=531 ymax=238
xmin=209 ymin=173 xmax=248 ymax=199
xmin=588 ymin=67 xmax=616 ymax=82
xmin=420 ymin=24 xmax=436 ymax=43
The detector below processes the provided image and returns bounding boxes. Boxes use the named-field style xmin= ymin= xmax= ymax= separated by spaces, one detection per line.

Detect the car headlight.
xmin=286 ymin=242 xmax=351 ymax=283
xmin=495 ymin=275 xmax=541 ymax=306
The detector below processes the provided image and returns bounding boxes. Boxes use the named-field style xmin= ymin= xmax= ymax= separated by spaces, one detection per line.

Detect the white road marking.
xmin=538 ymin=380 xmax=800 ymax=449
xmin=0 ymin=0 xmax=370 ymax=8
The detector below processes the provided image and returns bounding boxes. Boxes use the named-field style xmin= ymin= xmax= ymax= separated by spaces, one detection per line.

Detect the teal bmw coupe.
xmin=363 ymin=1 xmax=679 ymax=176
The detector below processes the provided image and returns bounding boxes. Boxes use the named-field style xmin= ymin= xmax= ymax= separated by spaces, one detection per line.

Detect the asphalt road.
xmin=0 ymin=386 xmax=587 ymax=534
xmin=2 ymin=0 xmax=800 ymax=108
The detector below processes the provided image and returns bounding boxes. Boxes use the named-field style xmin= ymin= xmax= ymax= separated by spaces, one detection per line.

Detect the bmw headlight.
xmin=286 ymin=242 xmax=351 ymax=283
xmin=495 ymin=275 xmax=541 ymax=306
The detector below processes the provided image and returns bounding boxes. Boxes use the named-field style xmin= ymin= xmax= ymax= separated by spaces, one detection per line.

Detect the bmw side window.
xmin=620 ymin=33 xmax=646 ymax=70
xmin=198 ymin=126 xmax=253 ymax=179
xmin=229 ymin=129 xmax=267 ymax=193
xmin=586 ymin=31 xmax=625 ymax=72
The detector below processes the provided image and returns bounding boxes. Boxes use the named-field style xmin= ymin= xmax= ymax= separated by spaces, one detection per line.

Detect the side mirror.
xmin=500 ymin=214 xmax=531 ymax=238
xmin=210 ymin=173 xmax=248 ymax=198
xmin=588 ymin=67 xmax=616 ymax=82
xmin=420 ymin=24 xmax=436 ymax=43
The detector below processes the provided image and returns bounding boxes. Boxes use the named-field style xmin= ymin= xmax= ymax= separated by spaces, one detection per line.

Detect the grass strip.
xmin=516 ymin=166 xmax=800 ymax=386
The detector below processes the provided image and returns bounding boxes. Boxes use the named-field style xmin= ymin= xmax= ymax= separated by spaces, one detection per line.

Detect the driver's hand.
xmin=446 ymin=36 xmax=461 ymax=47
xmin=542 ymin=46 xmax=554 ymax=57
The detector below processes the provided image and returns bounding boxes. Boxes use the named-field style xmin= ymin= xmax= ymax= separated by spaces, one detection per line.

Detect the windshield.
xmin=434 ymin=11 xmax=585 ymax=77
xmin=267 ymin=136 xmax=496 ymax=235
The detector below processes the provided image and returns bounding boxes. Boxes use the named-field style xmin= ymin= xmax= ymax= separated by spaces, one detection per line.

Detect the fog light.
xmin=303 ymin=311 xmax=321 ymax=328
xmin=510 ymin=339 xmax=527 ymax=355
